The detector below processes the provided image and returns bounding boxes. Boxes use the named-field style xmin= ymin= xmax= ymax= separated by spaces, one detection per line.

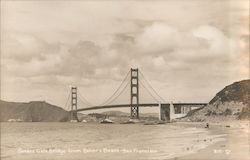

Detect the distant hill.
xmin=185 ymin=79 xmax=250 ymax=121
xmin=0 ymin=100 xmax=69 ymax=122
xmin=101 ymin=111 xmax=159 ymax=118
xmin=101 ymin=111 xmax=129 ymax=117
xmin=98 ymin=111 xmax=159 ymax=122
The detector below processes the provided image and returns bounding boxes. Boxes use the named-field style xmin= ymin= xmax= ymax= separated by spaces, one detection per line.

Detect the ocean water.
xmin=1 ymin=122 xmax=225 ymax=160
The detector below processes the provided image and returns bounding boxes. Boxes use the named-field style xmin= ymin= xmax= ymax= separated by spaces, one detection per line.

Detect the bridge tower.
xmin=130 ymin=68 xmax=139 ymax=119
xmin=70 ymin=87 xmax=79 ymax=121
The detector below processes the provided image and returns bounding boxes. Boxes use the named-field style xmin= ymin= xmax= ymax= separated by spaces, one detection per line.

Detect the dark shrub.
xmin=224 ymin=108 xmax=232 ymax=116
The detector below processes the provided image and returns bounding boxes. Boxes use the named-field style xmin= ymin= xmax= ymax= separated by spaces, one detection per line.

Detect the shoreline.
xmin=170 ymin=121 xmax=250 ymax=160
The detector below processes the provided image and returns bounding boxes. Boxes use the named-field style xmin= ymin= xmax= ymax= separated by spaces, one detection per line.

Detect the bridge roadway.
xmin=73 ymin=103 xmax=208 ymax=112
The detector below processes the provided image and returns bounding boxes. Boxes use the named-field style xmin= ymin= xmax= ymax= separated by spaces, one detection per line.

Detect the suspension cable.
xmin=78 ymin=95 xmax=92 ymax=107
xmin=77 ymin=99 xmax=92 ymax=108
xmin=99 ymin=70 xmax=130 ymax=106
xmin=139 ymin=70 xmax=166 ymax=103
xmin=78 ymin=91 xmax=93 ymax=106
xmin=64 ymin=91 xmax=71 ymax=111
xmin=139 ymin=79 xmax=161 ymax=103
xmin=103 ymin=80 xmax=130 ymax=106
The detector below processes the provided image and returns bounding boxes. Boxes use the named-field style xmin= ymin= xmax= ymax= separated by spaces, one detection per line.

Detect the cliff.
xmin=185 ymin=79 xmax=250 ymax=121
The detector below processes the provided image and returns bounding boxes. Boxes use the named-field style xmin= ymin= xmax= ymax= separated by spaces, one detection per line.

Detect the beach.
xmin=172 ymin=121 xmax=250 ymax=160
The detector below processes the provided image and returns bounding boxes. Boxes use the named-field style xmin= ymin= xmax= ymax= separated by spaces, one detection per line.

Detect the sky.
xmin=1 ymin=0 xmax=249 ymax=111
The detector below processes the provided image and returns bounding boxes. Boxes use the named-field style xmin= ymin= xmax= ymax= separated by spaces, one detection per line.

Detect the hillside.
xmin=209 ymin=79 xmax=249 ymax=105
xmin=184 ymin=79 xmax=250 ymax=121
xmin=0 ymin=100 xmax=69 ymax=122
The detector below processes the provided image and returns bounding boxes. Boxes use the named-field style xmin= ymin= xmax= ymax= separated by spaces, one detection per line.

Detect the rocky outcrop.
xmin=185 ymin=79 xmax=250 ymax=121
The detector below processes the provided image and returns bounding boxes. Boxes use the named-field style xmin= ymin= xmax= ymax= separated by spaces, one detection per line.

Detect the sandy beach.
xmin=171 ymin=121 xmax=250 ymax=160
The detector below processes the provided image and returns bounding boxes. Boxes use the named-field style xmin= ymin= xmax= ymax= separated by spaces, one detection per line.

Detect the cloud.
xmin=2 ymin=33 xmax=60 ymax=62
xmin=136 ymin=23 xmax=179 ymax=54
xmin=1 ymin=33 xmax=64 ymax=79
xmin=2 ymin=22 xmax=246 ymax=84
xmin=1 ymin=0 xmax=248 ymax=106
xmin=192 ymin=25 xmax=231 ymax=55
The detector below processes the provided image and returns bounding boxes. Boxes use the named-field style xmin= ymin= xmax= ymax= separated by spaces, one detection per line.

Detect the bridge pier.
xmin=158 ymin=103 xmax=161 ymax=120
xmin=70 ymin=87 xmax=79 ymax=122
xmin=70 ymin=111 xmax=79 ymax=122
xmin=159 ymin=104 xmax=171 ymax=121
xmin=159 ymin=103 xmax=189 ymax=121
xmin=130 ymin=68 xmax=139 ymax=119
xmin=169 ymin=102 xmax=175 ymax=120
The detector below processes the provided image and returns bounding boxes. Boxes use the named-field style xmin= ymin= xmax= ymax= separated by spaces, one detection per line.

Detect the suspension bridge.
xmin=65 ymin=68 xmax=207 ymax=121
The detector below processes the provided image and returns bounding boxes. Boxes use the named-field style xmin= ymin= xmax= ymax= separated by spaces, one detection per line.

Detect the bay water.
xmin=1 ymin=122 xmax=225 ymax=160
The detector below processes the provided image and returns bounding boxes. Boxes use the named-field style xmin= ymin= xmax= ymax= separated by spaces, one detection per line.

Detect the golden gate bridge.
xmin=64 ymin=68 xmax=207 ymax=121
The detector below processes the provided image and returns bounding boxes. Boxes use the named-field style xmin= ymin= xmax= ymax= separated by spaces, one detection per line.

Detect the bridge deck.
xmin=73 ymin=103 xmax=207 ymax=112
